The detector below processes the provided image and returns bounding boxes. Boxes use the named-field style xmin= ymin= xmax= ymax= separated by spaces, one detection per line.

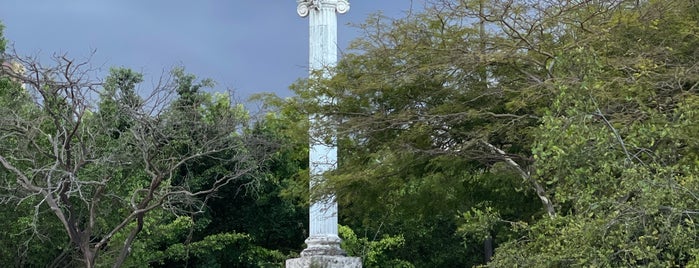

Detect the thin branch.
xmin=482 ymin=141 xmax=556 ymax=218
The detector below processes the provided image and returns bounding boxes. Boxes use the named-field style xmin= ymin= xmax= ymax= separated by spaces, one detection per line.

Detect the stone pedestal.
xmin=286 ymin=235 xmax=362 ymax=268
xmin=286 ymin=256 xmax=362 ymax=268
xmin=302 ymin=235 xmax=345 ymax=256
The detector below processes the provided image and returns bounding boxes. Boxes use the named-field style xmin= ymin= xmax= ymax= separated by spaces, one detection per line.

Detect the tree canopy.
xmin=0 ymin=22 xmax=307 ymax=266
xmin=2 ymin=0 xmax=699 ymax=266
xmin=270 ymin=0 xmax=699 ymax=266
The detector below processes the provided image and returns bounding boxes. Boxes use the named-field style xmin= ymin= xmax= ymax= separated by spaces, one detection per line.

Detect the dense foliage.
xmin=0 ymin=23 xmax=308 ymax=267
xmin=2 ymin=0 xmax=698 ymax=266
xmin=273 ymin=0 xmax=699 ymax=266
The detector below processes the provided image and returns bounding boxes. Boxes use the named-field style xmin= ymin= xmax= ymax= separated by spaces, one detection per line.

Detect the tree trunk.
xmin=113 ymin=214 xmax=144 ymax=268
xmin=82 ymin=246 xmax=96 ymax=268
xmin=484 ymin=234 xmax=494 ymax=263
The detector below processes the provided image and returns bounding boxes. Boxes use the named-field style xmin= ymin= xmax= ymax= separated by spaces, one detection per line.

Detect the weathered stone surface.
xmin=286 ymin=256 xmax=362 ymax=268
xmin=302 ymin=235 xmax=346 ymax=257
xmin=287 ymin=1 xmax=362 ymax=267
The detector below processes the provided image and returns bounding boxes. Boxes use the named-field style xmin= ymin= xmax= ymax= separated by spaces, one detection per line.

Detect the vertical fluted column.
xmin=288 ymin=1 xmax=362 ymax=267
xmin=297 ymin=0 xmax=350 ymax=257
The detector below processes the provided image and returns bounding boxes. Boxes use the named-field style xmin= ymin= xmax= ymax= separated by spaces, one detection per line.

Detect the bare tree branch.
xmin=0 ymin=50 xmax=274 ymax=267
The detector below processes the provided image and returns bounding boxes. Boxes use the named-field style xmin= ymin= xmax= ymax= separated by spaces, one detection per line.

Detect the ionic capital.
xmin=297 ymin=0 xmax=350 ymax=17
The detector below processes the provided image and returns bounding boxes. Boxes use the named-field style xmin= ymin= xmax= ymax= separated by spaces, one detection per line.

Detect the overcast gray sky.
xmin=0 ymin=1 xmax=421 ymax=100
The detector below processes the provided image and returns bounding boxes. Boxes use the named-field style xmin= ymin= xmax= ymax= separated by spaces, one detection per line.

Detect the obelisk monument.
xmin=286 ymin=1 xmax=362 ymax=267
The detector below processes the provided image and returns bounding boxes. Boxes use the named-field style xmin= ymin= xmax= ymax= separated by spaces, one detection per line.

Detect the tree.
xmin=0 ymin=49 xmax=273 ymax=267
xmin=0 ymin=22 xmax=5 ymax=54
xmin=278 ymin=1 xmax=553 ymax=264
xmin=120 ymin=109 xmax=310 ymax=267
xmin=0 ymin=23 xmax=73 ymax=267
xmin=268 ymin=0 xmax=699 ymax=266
xmin=490 ymin=0 xmax=699 ymax=265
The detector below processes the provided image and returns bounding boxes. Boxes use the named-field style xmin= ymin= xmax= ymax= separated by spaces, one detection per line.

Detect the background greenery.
xmin=1 ymin=0 xmax=698 ymax=266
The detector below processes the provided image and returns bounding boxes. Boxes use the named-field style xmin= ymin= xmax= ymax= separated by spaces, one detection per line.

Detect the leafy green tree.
xmin=0 ymin=22 xmax=73 ymax=267
xmin=122 ymin=92 xmax=309 ymax=268
xmin=339 ymin=225 xmax=412 ymax=267
xmin=267 ymin=0 xmax=699 ymax=266
xmin=275 ymin=2 xmax=551 ymax=265
xmin=1 ymin=22 xmax=306 ymax=266
xmin=0 ymin=48 xmax=273 ymax=267
xmin=0 ymin=22 xmax=5 ymax=54
xmin=490 ymin=0 xmax=699 ymax=266
xmin=200 ymin=113 xmax=309 ymax=253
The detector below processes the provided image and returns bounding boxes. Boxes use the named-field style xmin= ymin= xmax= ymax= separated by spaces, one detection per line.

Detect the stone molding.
xmin=286 ymin=256 xmax=362 ymax=268
xmin=301 ymin=235 xmax=346 ymax=257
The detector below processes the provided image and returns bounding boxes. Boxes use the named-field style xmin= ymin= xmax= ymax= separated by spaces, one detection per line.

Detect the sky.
xmin=0 ymin=1 xmax=422 ymax=102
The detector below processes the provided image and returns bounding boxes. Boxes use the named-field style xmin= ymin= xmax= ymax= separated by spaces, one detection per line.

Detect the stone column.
xmin=286 ymin=1 xmax=361 ymax=267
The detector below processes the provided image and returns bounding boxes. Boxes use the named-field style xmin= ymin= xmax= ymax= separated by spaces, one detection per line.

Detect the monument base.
xmin=301 ymin=235 xmax=346 ymax=256
xmin=286 ymin=256 xmax=362 ymax=268
xmin=286 ymin=235 xmax=362 ymax=267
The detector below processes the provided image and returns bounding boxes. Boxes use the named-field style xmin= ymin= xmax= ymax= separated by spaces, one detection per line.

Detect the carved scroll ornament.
xmin=297 ymin=0 xmax=349 ymax=17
